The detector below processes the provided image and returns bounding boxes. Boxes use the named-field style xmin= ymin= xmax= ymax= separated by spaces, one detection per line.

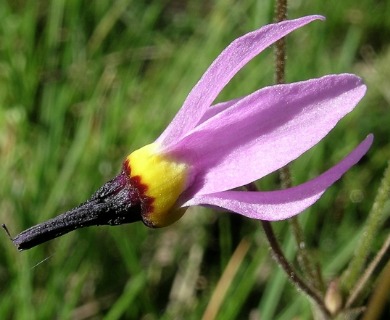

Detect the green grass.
xmin=1 ymin=0 xmax=389 ymax=319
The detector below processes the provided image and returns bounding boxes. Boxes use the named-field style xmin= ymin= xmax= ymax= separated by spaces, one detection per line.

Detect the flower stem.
xmin=341 ymin=161 xmax=390 ymax=292
xmin=274 ymin=0 xmax=287 ymax=85
xmin=246 ymin=183 xmax=330 ymax=318
xmin=289 ymin=216 xmax=324 ymax=291
xmin=274 ymin=0 xmax=323 ymax=293
xmin=261 ymin=220 xmax=331 ymax=318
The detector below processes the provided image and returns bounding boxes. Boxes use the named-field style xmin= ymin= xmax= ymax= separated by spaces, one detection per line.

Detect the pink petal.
xmin=198 ymin=98 xmax=242 ymax=124
xmin=157 ymin=15 xmax=324 ymax=147
xmin=171 ymin=74 xmax=367 ymax=197
xmin=183 ymin=135 xmax=373 ymax=220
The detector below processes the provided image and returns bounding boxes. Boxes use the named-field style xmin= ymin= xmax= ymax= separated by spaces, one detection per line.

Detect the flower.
xmin=11 ymin=15 xmax=372 ymax=250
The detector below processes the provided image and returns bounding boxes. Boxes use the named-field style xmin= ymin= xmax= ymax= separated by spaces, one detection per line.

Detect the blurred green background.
xmin=0 ymin=0 xmax=389 ymax=319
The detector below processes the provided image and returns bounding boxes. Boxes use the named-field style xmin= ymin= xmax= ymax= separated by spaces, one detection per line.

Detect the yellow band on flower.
xmin=125 ymin=143 xmax=189 ymax=227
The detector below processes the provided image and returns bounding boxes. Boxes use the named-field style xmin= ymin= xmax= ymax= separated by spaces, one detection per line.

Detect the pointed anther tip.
xmin=6 ymin=171 xmax=144 ymax=251
xmin=1 ymin=224 xmax=23 ymax=251
xmin=2 ymin=223 xmax=13 ymax=242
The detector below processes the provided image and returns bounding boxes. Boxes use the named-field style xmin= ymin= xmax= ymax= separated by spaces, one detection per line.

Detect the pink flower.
xmin=12 ymin=15 xmax=372 ymax=250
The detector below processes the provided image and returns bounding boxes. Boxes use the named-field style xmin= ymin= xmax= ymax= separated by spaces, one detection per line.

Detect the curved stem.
xmin=245 ymin=183 xmax=331 ymax=318
xmin=274 ymin=0 xmax=323 ymax=293
xmin=261 ymin=220 xmax=331 ymax=318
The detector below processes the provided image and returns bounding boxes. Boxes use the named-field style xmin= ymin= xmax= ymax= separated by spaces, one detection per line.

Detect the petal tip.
xmin=333 ymin=73 xmax=367 ymax=97
xmin=313 ymin=14 xmax=326 ymax=21
xmin=300 ymin=14 xmax=325 ymax=23
xmin=365 ymin=133 xmax=374 ymax=145
xmin=352 ymin=134 xmax=374 ymax=162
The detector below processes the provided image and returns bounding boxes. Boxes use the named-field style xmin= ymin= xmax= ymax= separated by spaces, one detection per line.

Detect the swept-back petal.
xmin=170 ymin=74 xmax=366 ymax=197
xmin=157 ymin=15 xmax=324 ymax=147
xmin=198 ymin=97 xmax=242 ymax=124
xmin=183 ymin=135 xmax=373 ymax=220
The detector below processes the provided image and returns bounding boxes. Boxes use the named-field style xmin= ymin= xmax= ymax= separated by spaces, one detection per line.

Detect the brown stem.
xmin=245 ymin=183 xmax=330 ymax=318
xmin=274 ymin=0 xmax=287 ymax=85
xmin=261 ymin=220 xmax=331 ymax=318
xmin=289 ymin=217 xmax=324 ymax=291
xmin=274 ymin=0 xmax=323 ymax=293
